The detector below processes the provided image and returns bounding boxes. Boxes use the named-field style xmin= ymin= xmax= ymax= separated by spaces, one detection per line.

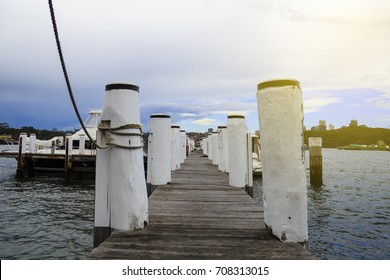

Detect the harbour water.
xmin=0 ymin=146 xmax=389 ymax=259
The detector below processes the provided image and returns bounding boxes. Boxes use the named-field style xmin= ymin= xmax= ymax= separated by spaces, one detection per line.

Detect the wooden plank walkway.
xmin=88 ymin=150 xmax=315 ymax=259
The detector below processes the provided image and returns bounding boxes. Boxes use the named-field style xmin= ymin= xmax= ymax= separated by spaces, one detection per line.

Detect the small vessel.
xmin=0 ymin=111 xmax=102 ymax=177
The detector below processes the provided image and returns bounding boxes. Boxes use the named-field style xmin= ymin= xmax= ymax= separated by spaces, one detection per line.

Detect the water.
xmin=0 ymin=146 xmax=389 ymax=259
xmin=254 ymin=148 xmax=390 ymax=259
xmin=0 ymin=146 xmax=94 ymax=259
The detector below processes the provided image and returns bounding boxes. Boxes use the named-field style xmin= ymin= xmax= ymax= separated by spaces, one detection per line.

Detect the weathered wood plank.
xmin=89 ymin=150 xmax=315 ymax=260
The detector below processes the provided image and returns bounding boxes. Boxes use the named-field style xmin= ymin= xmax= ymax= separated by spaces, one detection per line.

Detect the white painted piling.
xmin=180 ymin=130 xmax=186 ymax=163
xmin=79 ymin=135 xmax=86 ymax=155
xmin=247 ymin=132 xmax=253 ymax=187
xmin=29 ymin=133 xmax=36 ymax=153
xmin=147 ymin=114 xmax=172 ymax=185
xmin=217 ymin=126 xmax=229 ymax=172
xmin=203 ymin=137 xmax=209 ymax=156
xmin=211 ymin=132 xmax=219 ymax=165
xmin=208 ymin=134 xmax=214 ymax=161
xmin=171 ymin=125 xmax=181 ymax=171
xmin=94 ymin=82 xmax=148 ymax=247
xmin=257 ymin=79 xmax=308 ymax=244
xmin=227 ymin=115 xmax=248 ymax=188
xmin=19 ymin=133 xmax=27 ymax=154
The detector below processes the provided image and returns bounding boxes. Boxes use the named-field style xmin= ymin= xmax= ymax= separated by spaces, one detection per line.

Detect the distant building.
xmin=311 ymin=126 xmax=318 ymax=131
xmin=329 ymin=124 xmax=335 ymax=130
xmin=318 ymin=120 xmax=327 ymax=131
xmin=208 ymin=128 xmax=213 ymax=133
xmin=349 ymin=120 xmax=358 ymax=127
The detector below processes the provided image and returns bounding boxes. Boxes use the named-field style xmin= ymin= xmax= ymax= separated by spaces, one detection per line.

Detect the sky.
xmin=1 ymin=0 xmax=390 ymax=132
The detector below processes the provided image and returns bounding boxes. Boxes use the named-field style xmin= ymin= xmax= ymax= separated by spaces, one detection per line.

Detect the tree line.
xmin=303 ymin=126 xmax=390 ymax=148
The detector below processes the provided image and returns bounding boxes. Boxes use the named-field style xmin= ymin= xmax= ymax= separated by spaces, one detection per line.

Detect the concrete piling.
xmin=257 ymin=79 xmax=308 ymax=244
xmin=79 ymin=135 xmax=86 ymax=155
xmin=227 ymin=115 xmax=248 ymax=188
xmin=211 ymin=132 xmax=219 ymax=166
xmin=217 ymin=126 xmax=228 ymax=172
xmin=29 ymin=133 xmax=37 ymax=153
xmin=171 ymin=125 xmax=181 ymax=171
xmin=180 ymin=130 xmax=186 ymax=163
xmin=94 ymin=82 xmax=148 ymax=247
xmin=147 ymin=114 xmax=172 ymax=185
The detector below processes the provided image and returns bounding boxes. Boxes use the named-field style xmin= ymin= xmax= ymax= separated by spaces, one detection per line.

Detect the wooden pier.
xmin=89 ymin=150 xmax=315 ymax=259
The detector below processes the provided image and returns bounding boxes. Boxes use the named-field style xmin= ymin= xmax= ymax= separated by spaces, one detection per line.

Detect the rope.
xmin=48 ymin=1 xmax=143 ymax=151
xmin=106 ymin=142 xmax=144 ymax=150
xmin=48 ymin=0 xmax=107 ymax=149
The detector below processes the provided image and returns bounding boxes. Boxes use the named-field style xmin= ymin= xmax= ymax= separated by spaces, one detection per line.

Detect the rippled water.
xmin=254 ymin=148 xmax=390 ymax=259
xmin=305 ymin=149 xmax=390 ymax=259
xmin=0 ymin=146 xmax=389 ymax=259
xmin=0 ymin=148 xmax=94 ymax=260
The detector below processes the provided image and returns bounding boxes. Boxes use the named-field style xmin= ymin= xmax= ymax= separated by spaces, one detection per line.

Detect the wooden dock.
xmin=88 ymin=150 xmax=315 ymax=259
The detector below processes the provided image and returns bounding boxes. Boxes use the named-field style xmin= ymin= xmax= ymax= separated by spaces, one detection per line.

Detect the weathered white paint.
xmin=203 ymin=137 xmax=209 ymax=156
xmin=66 ymin=135 xmax=73 ymax=154
xmin=180 ymin=130 xmax=186 ymax=163
xmin=309 ymin=137 xmax=322 ymax=148
xmin=147 ymin=114 xmax=172 ymax=185
xmin=79 ymin=135 xmax=86 ymax=155
xmin=95 ymin=82 xmax=148 ymax=233
xmin=217 ymin=126 xmax=229 ymax=172
xmin=257 ymin=79 xmax=308 ymax=244
xmin=211 ymin=132 xmax=219 ymax=165
xmin=247 ymin=132 xmax=253 ymax=187
xmin=19 ymin=133 xmax=27 ymax=154
xmin=29 ymin=133 xmax=36 ymax=153
xmin=171 ymin=125 xmax=181 ymax=171
xmin=207 ymin=134 xmax=214 ymax=161
xmin=227 ymin=115 xmax=248 ymax=187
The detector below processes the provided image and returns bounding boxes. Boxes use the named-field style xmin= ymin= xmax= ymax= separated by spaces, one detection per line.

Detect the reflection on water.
xmin=0 ymin=147 xmax=389 ymax=259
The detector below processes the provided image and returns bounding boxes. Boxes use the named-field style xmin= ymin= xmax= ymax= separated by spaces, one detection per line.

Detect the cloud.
xmin=192 ymin=118 xmax=220 ymax=125
xmin=303 ymin=92 xmax=341 ymax=114
xmin=365 ymin=88 xmax=390 ymax=109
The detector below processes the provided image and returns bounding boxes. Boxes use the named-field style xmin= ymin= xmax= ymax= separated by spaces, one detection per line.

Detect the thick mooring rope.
xmin=48 ymin=0 xmax=107 ymax=149
xmin=48 ymin=1 xmax=143 ymax=150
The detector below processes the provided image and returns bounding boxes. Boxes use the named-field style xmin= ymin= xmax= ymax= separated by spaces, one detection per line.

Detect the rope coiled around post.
xmin=97 ymin=123 xmax=144 ymax=150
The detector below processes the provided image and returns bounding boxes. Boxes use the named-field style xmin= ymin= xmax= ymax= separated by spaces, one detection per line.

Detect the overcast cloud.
xmin=1 ymin=0 xmax=389 ymax=131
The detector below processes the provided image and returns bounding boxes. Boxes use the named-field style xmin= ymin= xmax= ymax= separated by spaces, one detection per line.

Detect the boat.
xmin=0 ymin=111 xmax=102 ymax=177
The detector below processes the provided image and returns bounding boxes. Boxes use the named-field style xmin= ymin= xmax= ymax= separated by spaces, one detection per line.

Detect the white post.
xmin=247 ymin=132 xmax=253 ymax=187
xmin=257 ymin=79 xmax=308 ymax=244
xmin=203 ymin=137 xmax=209 ymax=156
xmin=217 ymin=126 xmax=228 ymax=172
xmin=19 ymin=133 xmax=27 ymax=154
xmin=227 ymin=115 xmax=248 ymax=188
xmin=171 ymin=125 xmax=181 ymax=171
xmin=79 ymin=135 xmax=86 ymax=155
xmin=147 ymin=114 xmax=172 ymax=185
xmin=180 ymin=130 xmax=186 ymax=163
xmin=29 ymin=133 xmax=37 ymax=153
xmin=211 ymin=132 xmax=219 ymax=165
xmin=94 ymin=82 xmax=148 ymax=247
xmin=207 ymin=134 xmax=213 ymax=161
